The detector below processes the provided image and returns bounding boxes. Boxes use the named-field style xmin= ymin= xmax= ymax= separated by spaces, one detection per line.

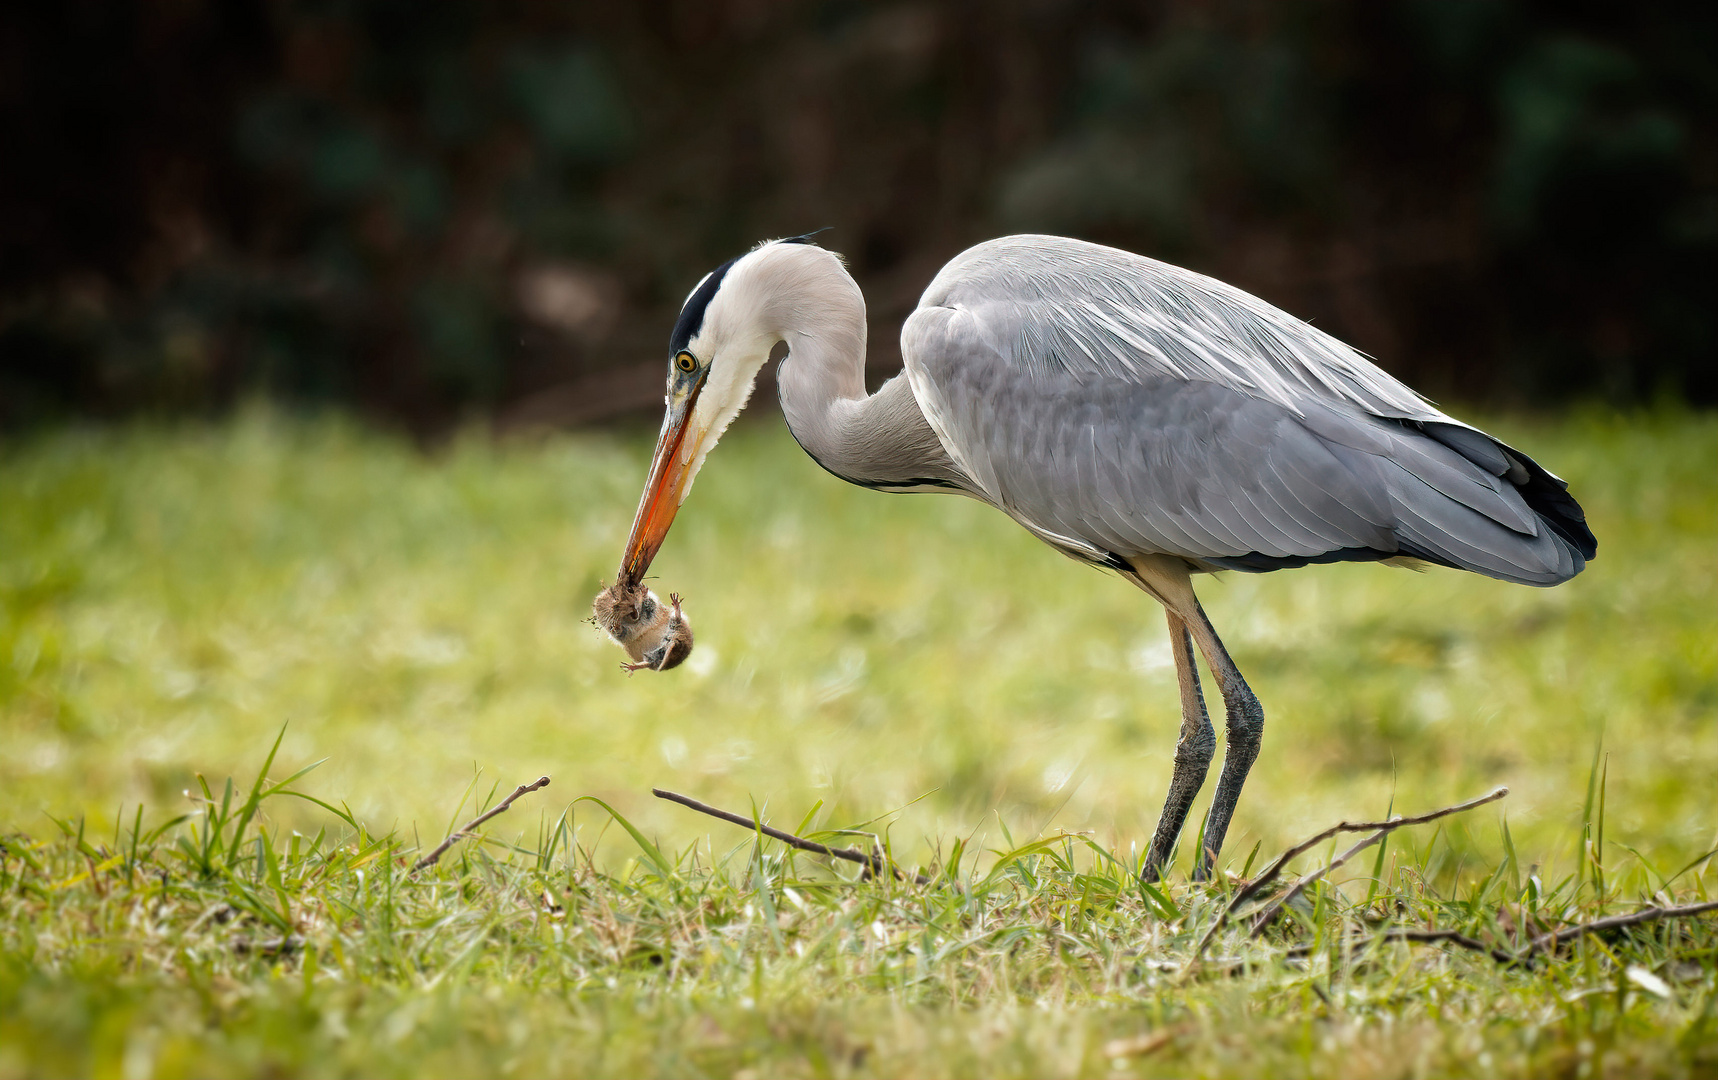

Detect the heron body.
xmin=620 ymin=234 xmax=1595 ymax=879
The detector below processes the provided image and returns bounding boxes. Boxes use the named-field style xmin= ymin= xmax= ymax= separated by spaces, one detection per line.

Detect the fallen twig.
xmin=1286 ymin=928 xmax=1522 ymax=966
xmin=1377 ymin=928 xmax=1520 ymax=965
xmin=1102 ymin=1027 xmax=1186 ymax=1060
xmin=1248 ymin=828 xmax=1395 ymax=938
xmin=1194 ymin=786 xmax=1508 ymax=958
xmin=1298 ymin=903 xmax=1718 ymax=969
xmin=233 ymin=934 xmax=305 ymax=957
xmin=652 ymin=787 xmax=931 ymax=885
xmin=1526 ymin=898 xmax=1718 ymax=957
xmin=412 ymin=776 xmax=551 ymax=872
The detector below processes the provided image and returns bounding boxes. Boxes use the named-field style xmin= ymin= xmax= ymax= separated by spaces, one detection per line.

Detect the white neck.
xmin=690 ymin=241 xmax=964 ymax=493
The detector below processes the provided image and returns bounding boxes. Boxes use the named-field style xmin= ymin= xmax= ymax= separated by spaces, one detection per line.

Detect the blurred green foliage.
xmin=1 ymin=407 xmax=1716 ymax=1076
xmin=2 ymin=407 xmax=1714 ymax=874
xmin=0 ymin=2 xmax=1713 ymax=431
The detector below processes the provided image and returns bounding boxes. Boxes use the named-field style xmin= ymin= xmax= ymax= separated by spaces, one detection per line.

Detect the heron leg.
xmin=1141 ymin=611 xmax=1215 ymax=882
xmin=1183 ymin=599 xmax=1264 ymax=881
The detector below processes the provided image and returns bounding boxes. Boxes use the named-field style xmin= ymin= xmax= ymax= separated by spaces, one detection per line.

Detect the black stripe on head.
xmin=669 ymin=256 xmax=740 ymax=354
xmin=669 ymin=234 xmax=831 ymax=353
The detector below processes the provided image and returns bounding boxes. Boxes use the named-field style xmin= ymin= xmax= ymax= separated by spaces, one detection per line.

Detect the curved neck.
xmin=768 ymin=266 xmax=964 ymax=491
xmin=773 ymin=272 xmax=869 ymax=444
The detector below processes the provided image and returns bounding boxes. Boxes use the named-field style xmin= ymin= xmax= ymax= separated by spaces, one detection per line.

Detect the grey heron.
xmin=617 ymin=234 xmax=1595 ymax=880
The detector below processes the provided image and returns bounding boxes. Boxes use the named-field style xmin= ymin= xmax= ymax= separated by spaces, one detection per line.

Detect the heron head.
xmin=619 ymin=235 xmax=849 ymax=585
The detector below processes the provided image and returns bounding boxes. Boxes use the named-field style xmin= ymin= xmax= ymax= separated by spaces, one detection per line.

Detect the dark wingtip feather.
xmin=1210 ymin=421 xmax=1594 ymax=585
xmin=1513 ymin=454 xmax=1597 ymax=560
xmin=1421 ymin=423 xmax=1597 ymax=562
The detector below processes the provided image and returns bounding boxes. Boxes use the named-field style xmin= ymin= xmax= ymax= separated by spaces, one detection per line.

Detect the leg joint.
xmin=1174 ymin=727 xmax=1217 ymax=769
xmin=1220 ymin=684 xmax=1265 ymax=740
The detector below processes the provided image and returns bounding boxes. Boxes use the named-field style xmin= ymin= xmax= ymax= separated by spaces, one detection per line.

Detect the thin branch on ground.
xmin=1194 ymin=786 xmax=1508 ymax=958
xmin=1284 ymin=928 xmax=1523 ymax=966
xmin=412 ymin=776 xmax=552 ymax=872
xmin=1317 ymin=902 xmax=1718 ymax=968
xmin=652 ymin=787 xmax=931 ymax=885
xmin=1102 ymin=1027 xmax=1187 ymax=1060
xmin=1377 ymin=928 xmax=1521 ymax=965
xmin=1248 ymin=828 xmax=1394 ymax=938
xmin=1271 ymin=904 xmax=1718 ymax=970
xmin=1527 ymin=898 xmax=1718 ymax=957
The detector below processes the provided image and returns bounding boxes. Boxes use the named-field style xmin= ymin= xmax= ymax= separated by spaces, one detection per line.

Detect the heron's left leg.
xmin=1141 ymin=611 xmax=1215 ymax=882
xmin=1182 ymin=599 xmax=1264 ymax=881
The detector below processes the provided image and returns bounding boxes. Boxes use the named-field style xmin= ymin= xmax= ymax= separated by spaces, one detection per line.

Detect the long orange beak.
xmin=619 ymin=376 xmax=705 ymax=587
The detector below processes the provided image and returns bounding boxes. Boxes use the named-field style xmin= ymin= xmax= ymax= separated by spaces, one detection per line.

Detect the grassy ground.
xmin=2 ymin=406 xmax=1716 ymax=1078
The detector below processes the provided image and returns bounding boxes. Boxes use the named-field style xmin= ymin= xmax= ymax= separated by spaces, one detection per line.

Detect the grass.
xmin=2 ymin=405 xmax=1717 ymax=1077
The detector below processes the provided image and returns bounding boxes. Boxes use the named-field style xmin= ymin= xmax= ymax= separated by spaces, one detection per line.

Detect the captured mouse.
xmin=592 ymin=579 xmax=694 ymax=673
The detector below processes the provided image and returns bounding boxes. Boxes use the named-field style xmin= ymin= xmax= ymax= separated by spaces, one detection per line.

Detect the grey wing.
xmin=922 ymin=235 xmax=1455 ymax=425
xmin=902 ymin=302 xmax=1591 ymax=587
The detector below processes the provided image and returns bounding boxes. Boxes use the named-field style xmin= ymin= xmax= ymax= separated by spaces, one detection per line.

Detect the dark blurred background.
xmin=2 ymin=1 xmax=1713 ymax=434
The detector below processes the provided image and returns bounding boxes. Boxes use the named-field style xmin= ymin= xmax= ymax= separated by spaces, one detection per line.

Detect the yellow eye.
xmin=675 ymin=351 xmax=697 ymax=373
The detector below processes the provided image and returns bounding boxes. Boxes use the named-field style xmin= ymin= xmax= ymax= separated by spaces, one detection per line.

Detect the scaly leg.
xmin=1141 ymin=610 xmax=1215 ymax=882
xmin=1183 ymin=598 xmax=1264 ymax=881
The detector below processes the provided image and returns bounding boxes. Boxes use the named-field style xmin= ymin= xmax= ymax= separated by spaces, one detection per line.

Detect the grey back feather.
xmin=919 ymin=235 xmax=1447 ymax=423
xmin=901 ymin=235 xmax=1592 ymax=586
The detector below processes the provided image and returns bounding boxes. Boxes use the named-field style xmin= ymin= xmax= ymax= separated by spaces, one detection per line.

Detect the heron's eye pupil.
xmin=675 ymin=352 xmax=697 ymax=373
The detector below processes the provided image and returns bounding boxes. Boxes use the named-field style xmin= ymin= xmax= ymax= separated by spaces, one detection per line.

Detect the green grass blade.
xmin=226 ymin=723 xmax=288 ymax=867
xmin=573 ymin=796 xmax=675 ymax=880
xmin=1366 ymin=792 xmax=1396 ymax=906
xmin=1579 ymin=731 xmax=1603 ymax=895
